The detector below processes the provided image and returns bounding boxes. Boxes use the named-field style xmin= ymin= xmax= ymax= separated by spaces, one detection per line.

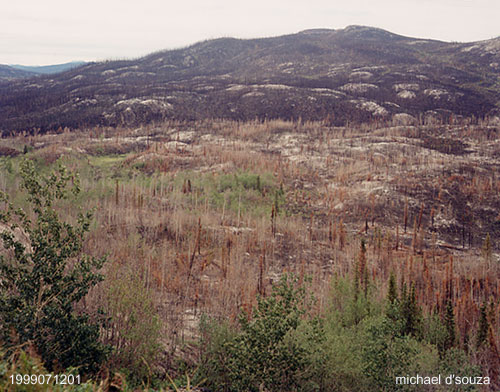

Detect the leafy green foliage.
xmin=0 ymin=159 xmax=109 ymax=374
xmin=329 ymin=274 xmax=379 ymax=328
xmin=226 ymin=274 xmax=312 ymax=391
xmin=199 ymin=274 xmax=318 ymax=392
xmin=362 ymin=317 xmax=421 ymax=391
xmin=422 ymin=311 xmax=449 ymax=353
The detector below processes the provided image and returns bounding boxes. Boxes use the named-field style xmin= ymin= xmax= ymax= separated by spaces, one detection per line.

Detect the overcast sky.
xmin=2 ymin=0 xmax=499 ymax=65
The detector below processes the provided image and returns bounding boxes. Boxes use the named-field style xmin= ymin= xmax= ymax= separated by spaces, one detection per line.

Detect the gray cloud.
xmin=2 ymin=0 xmax=499 ymax=65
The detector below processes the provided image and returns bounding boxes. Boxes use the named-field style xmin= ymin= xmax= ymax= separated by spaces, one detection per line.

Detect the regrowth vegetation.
xmin=0 ymin=119 xmax=499 ymax=390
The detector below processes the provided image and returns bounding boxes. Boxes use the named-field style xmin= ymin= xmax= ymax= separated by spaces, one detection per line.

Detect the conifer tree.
xmin=387 ymin=272 xmax=398 ymax=305
xmin=443 ymin=300 xmax=457 ymax=351
xmin=476 ymin=303 xmax=489 ymax=349
xmin=401 ymin=284 xmax=421 ymax=337
xmin=386 ymin=272 xmax=400 ymax=324
xmin=355 ymin=239 xmax=368 ymax=299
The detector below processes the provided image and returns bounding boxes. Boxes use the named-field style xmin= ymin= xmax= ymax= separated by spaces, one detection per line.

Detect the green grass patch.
xmin=166 ymin=170 xmax=286 ymax=218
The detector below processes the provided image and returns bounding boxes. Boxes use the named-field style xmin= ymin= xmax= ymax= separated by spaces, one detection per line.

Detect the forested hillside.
xmin=1 ymin=26 xmax=500 ymax=133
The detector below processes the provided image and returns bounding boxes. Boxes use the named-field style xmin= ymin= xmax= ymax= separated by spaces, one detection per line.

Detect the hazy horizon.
xmin=2 ymin=0 xmax=499 ymax=66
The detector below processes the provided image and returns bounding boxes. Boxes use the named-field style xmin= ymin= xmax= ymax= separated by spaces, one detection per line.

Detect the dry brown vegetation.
xmin=1 ymin=118 xmax=499 ymax=384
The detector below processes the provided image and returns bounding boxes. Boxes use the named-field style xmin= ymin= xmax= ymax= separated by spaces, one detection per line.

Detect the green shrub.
xmin=328 ymin=275 xmax=381 ymax=328
xmin=362 ymin=316 xmax=422 ymax=391
xmin=0 ymin=159 xmax=109 ymax=374
xmin=227 ymin=275 xmax=312 ymax=391
xmin=198 ymin=274 xmax=319 ymax=392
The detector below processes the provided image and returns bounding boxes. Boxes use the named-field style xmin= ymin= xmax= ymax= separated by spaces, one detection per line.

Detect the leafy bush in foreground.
xmin=199 ymin=274 xmax=321 ymax=392
xmin=0 ymin=159 xmax=109 ymax=374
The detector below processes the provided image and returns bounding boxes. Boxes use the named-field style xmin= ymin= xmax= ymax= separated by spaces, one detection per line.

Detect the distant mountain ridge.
xmin=0 ymin=62 xmax=86 ymax=81
xmin=0 ymin=65 xmax=37 ymax=80
xmin=9 ymin=61 xmax=87 ymax=75
xmin=1 ymin=26 xmax=500 ymax=133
